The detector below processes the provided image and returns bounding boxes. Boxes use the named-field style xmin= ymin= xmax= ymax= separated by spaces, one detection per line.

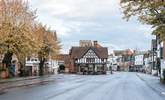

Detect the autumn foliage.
xmin=120 ymin=0 xmax=165 ymax=40
xmin=0 ymin=0 xmax=61 ymax=76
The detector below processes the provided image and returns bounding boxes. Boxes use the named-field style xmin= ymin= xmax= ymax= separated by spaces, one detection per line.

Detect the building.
xmin=151 ymin=39 xmax=158 ymax=75
xmin=25 ymin=56 xmax=60 ymax=76
xmin=114 ymin=49 xmax=134 ymax=71
xmin=155 ymin=35 xmax=165 ymax=78
xmin=79 ymin=40 xmax=93 ymax=47
xmin=0 ymin=54 xmax=19 ymax=78
xmin=160 ymin=42 xmax=165 ymax=79
xmin=25 ymin=56 xmax=40 ymax=76
xmin=57 ymin=54 xmax=70 ymax=73
xmin=143 ymin=51 xmax=152 ymax=74
xmin=45 ymin=60 xmax=59 ymax=74
xmin=69 ymin=40 xmax=108 ymax=74
xmin=11 ymin=54 xmax=19 ymax=77
xmin=107 ymin=54 xmax=118 ymax=71
xmin=134 ymin=51 xmax=148 ymax=72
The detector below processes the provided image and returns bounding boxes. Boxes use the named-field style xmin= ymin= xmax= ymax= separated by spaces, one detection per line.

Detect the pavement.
xmin=0 ymin=76 xmax=40 ymax=84
xmin=0 ymin=72 xmax=165 ymax=100
xmin=0 ymin=75 xmax=58 ymax=94
xmin=137 ymin=73 xmax=165 ymax=96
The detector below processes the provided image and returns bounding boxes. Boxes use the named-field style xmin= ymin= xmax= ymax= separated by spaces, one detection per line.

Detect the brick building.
xmin=114 ymin=49 xmax=134 ymax=71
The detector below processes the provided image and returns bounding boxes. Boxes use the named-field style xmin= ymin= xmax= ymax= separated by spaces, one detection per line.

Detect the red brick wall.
xmin=69 ymin=59 xmax=76 ymax=73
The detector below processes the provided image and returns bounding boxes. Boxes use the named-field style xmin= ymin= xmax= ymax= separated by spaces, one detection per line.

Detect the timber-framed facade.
xmin=69 ymin=45 xmax=108 ymax=74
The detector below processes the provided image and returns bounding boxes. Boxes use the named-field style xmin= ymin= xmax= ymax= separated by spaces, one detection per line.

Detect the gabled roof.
xmin=70 ymin=46 xmax=108 ymax=59
xmin=114 ymin=49 xmax=134 ymax=56
xmin=57 ymin=54 xmax=70 ymax=64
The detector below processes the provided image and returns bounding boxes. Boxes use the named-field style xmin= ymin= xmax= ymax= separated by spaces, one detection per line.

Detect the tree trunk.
xmin=19 ymin=61 xmax=25 ymax=77
xmin=39 ymin=57 xmax=45 ymax=76
xmin=2 ymin=51 xmax=13 ymax=77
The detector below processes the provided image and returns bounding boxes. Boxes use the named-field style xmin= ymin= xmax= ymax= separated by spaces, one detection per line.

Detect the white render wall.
xmin=46 ymin=60 xmax=59 ymax=74
xmin=144 ymin=57 xmax=152 ymax=74
xmin=135 ymin=55 xmax=144 ymax=66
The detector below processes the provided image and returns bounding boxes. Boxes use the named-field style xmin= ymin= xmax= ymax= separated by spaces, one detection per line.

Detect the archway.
xmin=58 ymin=65 xmax=65 ymax=73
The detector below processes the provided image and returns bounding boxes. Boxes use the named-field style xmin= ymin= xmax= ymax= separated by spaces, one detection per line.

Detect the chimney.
xmin=93 ymin=41 xmax=98 ymax=47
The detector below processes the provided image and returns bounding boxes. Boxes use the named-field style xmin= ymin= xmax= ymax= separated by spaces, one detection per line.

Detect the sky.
xmin=28 ymin=0 xmax=154 ymax=54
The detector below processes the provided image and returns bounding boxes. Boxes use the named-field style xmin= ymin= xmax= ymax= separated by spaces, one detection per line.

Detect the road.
xmin=0 ymin=72 xmax=165 ymax=100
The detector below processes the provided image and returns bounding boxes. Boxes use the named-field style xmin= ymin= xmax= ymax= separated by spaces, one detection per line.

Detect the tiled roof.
xmin=70 ymin=46 xmax=108 ymax=59
xmin=57 ymin=54 xmax=70 ymax=64
xmin=114 ymin=49 xmax=134 ymax=56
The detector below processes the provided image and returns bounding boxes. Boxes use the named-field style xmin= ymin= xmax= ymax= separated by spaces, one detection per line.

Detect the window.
xmin=101 ymin=59 xmax=104 ymax=62
xmin=27 ymin=57 xmax=31 ymax=61
xmin=31 ymin=59 xmax=35 ymax=61
xmin=86 ymin=58 xmax=95 ymax=63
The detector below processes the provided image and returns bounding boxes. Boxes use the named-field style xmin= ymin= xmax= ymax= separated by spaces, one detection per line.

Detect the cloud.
xmin=28 ymin=0 xmax=152 ymax=53
xmin=29 ymin=0 xmax=121 ymax=36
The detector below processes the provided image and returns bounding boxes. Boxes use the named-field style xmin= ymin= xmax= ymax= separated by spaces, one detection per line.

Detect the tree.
xmin=0 ymin=0 xmax=38 ymax=76
xmin=120 ymin=0 xmax=165 ymax=40
xmin=0 ymin=0 xmax=61 ymax=77
xmin=34 ymin=24 xmax=61 ymax=76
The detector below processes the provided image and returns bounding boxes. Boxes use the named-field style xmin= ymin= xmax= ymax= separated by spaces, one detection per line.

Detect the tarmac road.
xmin=0 ymin=72 xmax=165 ymax=100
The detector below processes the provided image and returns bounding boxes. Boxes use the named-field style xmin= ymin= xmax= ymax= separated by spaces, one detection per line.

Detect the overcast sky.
xmin=28 ymin=0 xmax=153 ymax=54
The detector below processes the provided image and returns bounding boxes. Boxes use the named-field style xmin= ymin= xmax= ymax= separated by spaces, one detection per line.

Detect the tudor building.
xmin=69 ymin=40 xmax=108 ymax=74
